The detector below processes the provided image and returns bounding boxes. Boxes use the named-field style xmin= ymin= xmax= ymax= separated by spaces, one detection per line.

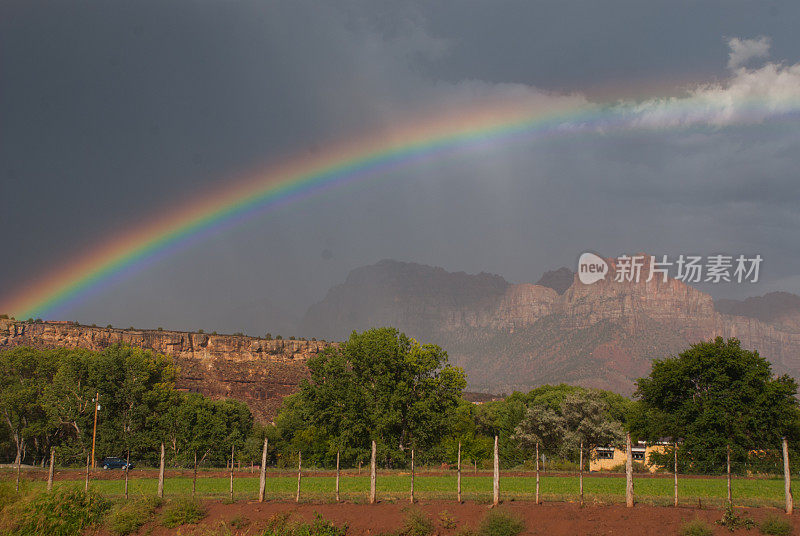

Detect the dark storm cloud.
xmin=2 ymin=0 xmax=799 ymax=334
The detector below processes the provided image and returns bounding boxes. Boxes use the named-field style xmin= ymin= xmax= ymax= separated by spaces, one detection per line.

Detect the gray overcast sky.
xmin=2 ymin=1 xmax=799 ymax=335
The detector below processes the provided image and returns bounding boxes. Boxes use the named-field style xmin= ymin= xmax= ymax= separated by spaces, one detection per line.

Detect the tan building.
xmin=589 ymin=441 xmax=670 ymax=472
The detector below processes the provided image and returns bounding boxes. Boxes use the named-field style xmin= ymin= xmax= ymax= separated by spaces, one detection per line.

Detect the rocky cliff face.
xmin=301 ymin=259 xmax=800 ymax=395
xmin=0 ymin=319 xmax=334 ymax=422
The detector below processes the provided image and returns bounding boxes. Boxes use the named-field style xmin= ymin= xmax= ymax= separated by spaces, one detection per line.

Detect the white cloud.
xmin=727 ymin=36 xmax=771 ymax=70
xmin=620 ymin=59 xmax=800 ymax=129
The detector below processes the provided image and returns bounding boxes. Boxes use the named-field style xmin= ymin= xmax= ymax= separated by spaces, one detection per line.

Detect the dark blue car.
xmin=100 ymin=457 xmax=133 ymax=470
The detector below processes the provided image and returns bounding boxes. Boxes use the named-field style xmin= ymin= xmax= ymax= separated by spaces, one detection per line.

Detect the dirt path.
xmin=98 ymin=499 xmax=798 ymax=536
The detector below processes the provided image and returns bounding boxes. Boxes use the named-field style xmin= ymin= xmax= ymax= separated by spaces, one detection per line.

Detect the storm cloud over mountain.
xmin=2 ymin=1 xmax=800 ymax=336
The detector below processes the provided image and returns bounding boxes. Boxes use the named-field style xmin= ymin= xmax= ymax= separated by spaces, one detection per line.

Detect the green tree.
xmin=0 ymin=347 xmax=57 ymax=464
xmin=561 ymin=391 xmax=625 ymax=466
xmin=282 ymin=327 xmax=466 ymax=466
xmin=513 ymin=389 xmax=624 ymax=467
xmin=633 ymin=337 xmax=800 ymax=473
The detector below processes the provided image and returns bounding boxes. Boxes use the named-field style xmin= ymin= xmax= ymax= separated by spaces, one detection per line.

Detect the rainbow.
xmin=2 ymin=92 xmax=798 ymax=319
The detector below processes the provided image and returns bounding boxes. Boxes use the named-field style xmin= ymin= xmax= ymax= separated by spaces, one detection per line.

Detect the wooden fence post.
xmin=410 ymin=449 xmax=415 ymax=503
xmin=296 ymin=451 xmax=302 ymax=502
xmin=259 ymin=438 xmax=268 ymax=502
xmin=229 ymin=443 xmax=235 ymax=502
xmin=674 ymin=442 xmax=678 ymax=507
xmin=579 ymin=440 xmax=584 ymax=507
xmin=85 ymin=452 xmax=91 ymax=492
xmin=47 ymin=447 xmax=55 ymax=492
xmin=370 ymin=440 xmax=377 ymax=504
xmin=493 ymin=435 xmax=499 ymax=506
xmin=335 ymin=450 xmax=340 ymax=502
xmin=124 ymin=450 xmax=130 ymax=499
xmin=625 ymin=433 xmax=634 ymax=508
xmin=783 ymin=437 xmax=793 ymax=515
xmin=457 ymin=441 xmax=462 ymax=503
xmin=157 ymin=442 xmax=165 ymax=499
xmin=726 ymin=444 xmax=732 ymax=506
xmin=15 ymin=450 xmax=22 ymax=492
xmin=535 ymin=442 xmax=540 ymax=505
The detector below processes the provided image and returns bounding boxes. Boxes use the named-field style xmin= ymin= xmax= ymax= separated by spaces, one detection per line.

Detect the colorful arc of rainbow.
xmin=3 ymin=97 xmax=797 ymax=319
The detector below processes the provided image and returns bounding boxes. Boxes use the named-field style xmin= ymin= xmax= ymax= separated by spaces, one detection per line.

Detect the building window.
xmin=596 ymin=448 xmax=614 ymax=460
xmin=632 ymin=450 xmax=645 ymax=461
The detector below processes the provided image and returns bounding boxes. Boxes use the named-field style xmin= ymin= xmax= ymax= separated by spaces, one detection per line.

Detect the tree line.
xmin=0 ymin=345 xmax=252 ymax=468
xmin=1 ymin=329 xmax=799 ymax=475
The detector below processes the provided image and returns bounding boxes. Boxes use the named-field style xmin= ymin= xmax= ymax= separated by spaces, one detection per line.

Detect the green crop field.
xmin=8 ymin=473 xmax=796 ymax=508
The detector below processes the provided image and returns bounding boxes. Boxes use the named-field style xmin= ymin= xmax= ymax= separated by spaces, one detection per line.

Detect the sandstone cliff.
xmin=0 ymin=319 xmax=334 ymax=422
xmin=301 ymin=259 xmax=800 ymax=395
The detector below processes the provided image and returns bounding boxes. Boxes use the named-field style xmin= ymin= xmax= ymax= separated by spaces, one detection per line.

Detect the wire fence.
xmin=5 ymin=436 xmax=796 ymax=512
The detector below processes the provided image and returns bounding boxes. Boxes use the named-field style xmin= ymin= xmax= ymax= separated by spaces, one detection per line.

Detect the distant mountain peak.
xmin=715 ymin=291 xmax=800 ymax=332
xmin=302 ymin=259 xmax=800 ymax=395
xmin=535 ymin=267 xmax=575 ymax=295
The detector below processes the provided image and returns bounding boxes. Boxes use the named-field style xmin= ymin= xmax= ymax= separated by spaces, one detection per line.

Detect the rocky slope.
xmin=0 ymin=319 xmax=333 ymax=422
xmin=301 ymin=259 xmax=800 ymax=395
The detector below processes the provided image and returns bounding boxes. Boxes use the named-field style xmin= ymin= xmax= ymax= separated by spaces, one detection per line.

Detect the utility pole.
xmin=91 ymin=393 xmax=100 ymax=468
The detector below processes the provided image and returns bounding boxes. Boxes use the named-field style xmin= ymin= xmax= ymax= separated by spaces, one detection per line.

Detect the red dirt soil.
xmin=92 ymin=500 xmax=800 ymax=536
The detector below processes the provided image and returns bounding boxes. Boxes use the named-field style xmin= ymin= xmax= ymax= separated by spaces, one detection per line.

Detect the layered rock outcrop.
xmin=0 ymin=319 xmax=333 ymax=422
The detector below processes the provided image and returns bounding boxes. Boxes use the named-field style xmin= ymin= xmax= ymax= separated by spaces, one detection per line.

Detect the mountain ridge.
xmin=301 ymin=259 xmax=800 ymax=394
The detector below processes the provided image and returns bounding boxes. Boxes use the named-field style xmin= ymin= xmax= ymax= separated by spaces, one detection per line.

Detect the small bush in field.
xmin=261 ymin=512 xmax=346 ymax=536
xmin=716 ymin=504 xmax=755 ymax=532
xmin=439 ymin=510 xmax=458 ymax=530
xmin=161 ymin=498 xmax=206 ymax=528
xmin=477 ymin=510 xmax=525 ymax=536
xmin=759 ymin=514 xmax=792 ymax=536
xmin=107 ymin=495 xmax=163 ymax=535
xmin=680 ymin=519 xmax=714 ymax=536
xmin=399 ymin=509 xmax=434 ymax=536
xmin=295 ymin=514 xmax=348 ymax=536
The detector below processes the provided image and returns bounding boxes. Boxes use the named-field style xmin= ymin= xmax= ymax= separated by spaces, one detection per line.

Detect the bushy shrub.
xmin=161 ymin=498 xmax=206 ymax=528
xmin=759 ymin=514 xmax=792 ymax=536
xmin=477 ymin=510 xmax=525 ymax=536
xmin=107 ymin=495 xmax=163 ymax=535
xmin=439 ymin=510 xmax=457 ymax=530
xmin=399 ymin=509 xmax=434 ymax=536
xmin=680 ymin=519 xmax=714 ymax=536
xmin=716 ymin=504 xmax=755 ymax=532
xmin=296 ymin=514 xmax=348 ymax=536
xmin=261 ymin=512 xmax=346 ymax=536
xmin=1 ymin=487 xmax=111 ymax=536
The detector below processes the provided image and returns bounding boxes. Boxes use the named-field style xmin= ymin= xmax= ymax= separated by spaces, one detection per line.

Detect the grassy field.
xmin=8 ymin=473 xmax=796 ymax=508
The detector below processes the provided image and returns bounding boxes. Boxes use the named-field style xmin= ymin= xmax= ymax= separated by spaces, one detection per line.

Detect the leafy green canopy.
xmin=277 ymin=327 xmax=466 ymax=466
xmin=513 ymin=389 xmax=625 ymax=464
xmin=0 ymin=345 xmax=253 ymax=466
xmin=632 ymin=337 xmax=800 ymax=473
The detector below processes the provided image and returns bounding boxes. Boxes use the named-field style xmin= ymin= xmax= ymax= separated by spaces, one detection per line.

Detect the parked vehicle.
xmin=100 ymin=457 xmax=133 ymax=470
